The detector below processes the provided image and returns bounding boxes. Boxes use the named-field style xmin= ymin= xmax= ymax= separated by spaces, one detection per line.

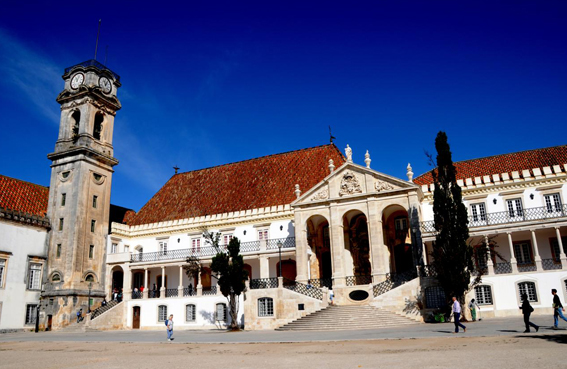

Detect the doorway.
xmin=47 ymin=315 xmax=53 ymax=331
xmin=133 ymin=306 xmax=140 ymax=329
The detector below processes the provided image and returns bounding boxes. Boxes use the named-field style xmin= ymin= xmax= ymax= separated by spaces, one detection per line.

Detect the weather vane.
xmin=329 ymin=126 xmax=336 ymax=143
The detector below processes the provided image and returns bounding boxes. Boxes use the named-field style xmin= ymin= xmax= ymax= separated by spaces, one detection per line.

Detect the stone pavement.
xmin=0 ymin=316 xmax=564 ymax=343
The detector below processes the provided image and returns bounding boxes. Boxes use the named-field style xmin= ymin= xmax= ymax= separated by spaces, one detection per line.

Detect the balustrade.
xmin=542 ymin=258 xmax=562 ymax=271
xmin=250 ymin=278 xmax=279 ymax=289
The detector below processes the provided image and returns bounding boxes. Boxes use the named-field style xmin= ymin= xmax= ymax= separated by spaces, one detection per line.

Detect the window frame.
xmin=59 ymin=218 xmax=64 ymax=231
xmin=474 ymin=285 xmax=493 ymax=305
xmin=191 ymin=238 xmax=201 ymax=254
xmin=27 ymin=262 xmax=42 ymax=290
xmin=25 ymin=304 xmax=38 ymax=325
xmin=258 ymin=297 xmax=274 ymax=317
xmin=61 ymin=193 xmax=66 ymax=207
xmin=186 ymin=304 xmax=196 ymax=322
xmin=158 ymin=305 xmax=168 ymax=322
xmin=394 ymin=217 xmax=408 ymax=231
xmin=223 ymin=234 xmax=233 ymax=246
xmin=0 ymin=258 xmax=6 ymax=289
xmin=111 ymin=243 xmax=118 ymax=254
xmin=506 ymin=198 xmax=524 ymax=218
xmin=544 ymin=193 xmax=562 ymax=213
xmin=89 ymin=245 xmax=94 ymax=259
xmin=56 ymin=244 xmax=62 ymax=258
xmin=469 ymin=202 xmax=487 ymax=223
xmin=513 ymin=240 xmax=534 ymax=265
xmin=91 ymin=219 xmax=96 ymax=233
xmin=517 ymin=281 xmax=538 ymax=303
xmin=92 ymin=195 xmax=98 ymax=209
xmin=159 ymin=241 xmax=168 ymax=255
xmin=216 ymin=303 xmax=227 ymax=322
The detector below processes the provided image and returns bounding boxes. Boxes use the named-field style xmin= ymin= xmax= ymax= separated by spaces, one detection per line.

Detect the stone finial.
xmin=345 ymin=144 xmax=353 ymax=163
xmin=364 ymin=150 xmax=371 ymax=168
xmin=294 ymin=184 xmax=301 ymax=199
xmin=328 ymin=159 xmax=335 ymax=173
xmin=407 ymin=163 xmax=414 ymax=182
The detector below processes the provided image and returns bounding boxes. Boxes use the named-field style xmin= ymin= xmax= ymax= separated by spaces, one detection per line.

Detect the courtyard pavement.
xmin=0 ymin=316 xmax=565 ymax=343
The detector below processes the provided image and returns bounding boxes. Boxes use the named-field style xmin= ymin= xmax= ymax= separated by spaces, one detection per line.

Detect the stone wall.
xmin=86 ymin=302 xmax=125 ymax=330
xmin=371 ymin=278 xmax=423 ymax=322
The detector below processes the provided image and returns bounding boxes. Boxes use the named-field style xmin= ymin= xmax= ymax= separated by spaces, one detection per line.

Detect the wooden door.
xmin=133 ymin=306 xmax=140 ymax=329
xmin=47 ymin=315 xmax=52 ymax=331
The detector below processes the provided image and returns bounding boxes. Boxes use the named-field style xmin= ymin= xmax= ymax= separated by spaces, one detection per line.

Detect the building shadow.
xmin=522 ymin=334 xmax=567 ymax=344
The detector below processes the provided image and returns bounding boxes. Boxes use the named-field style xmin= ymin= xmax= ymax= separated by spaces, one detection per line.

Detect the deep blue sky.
xmin=1 ymin=1 xmax=566 ymax=212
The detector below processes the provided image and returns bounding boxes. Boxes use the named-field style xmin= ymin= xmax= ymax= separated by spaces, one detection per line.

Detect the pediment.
xmin=293 ymin=162 xmax=417 ymax=205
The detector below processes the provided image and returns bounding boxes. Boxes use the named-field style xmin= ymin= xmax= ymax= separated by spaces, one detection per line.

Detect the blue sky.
xmin=1 ymin=1 xmax=566 ymax=211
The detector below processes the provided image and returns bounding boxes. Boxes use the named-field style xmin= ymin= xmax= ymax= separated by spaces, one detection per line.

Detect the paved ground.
xmin=0 ymin=317 xmax=566 ymax=368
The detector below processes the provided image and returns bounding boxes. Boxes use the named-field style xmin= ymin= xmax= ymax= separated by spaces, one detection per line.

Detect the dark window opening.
xmin=93 ymin=113 xmax=103 ymax=140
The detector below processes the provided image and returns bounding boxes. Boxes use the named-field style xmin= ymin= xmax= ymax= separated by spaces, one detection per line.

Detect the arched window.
xmin=51 ymin=273 xmax=61 ymax=282
xmin=186 ymin=304 xmax=196 ymax=322
xmin=518 ymin=281 xmax=538 ymax=302
xmin=93 ymin=112 xmax=104 ymax=140
xmin=71 ymin=110 xmax=80 ymax=141
xmin=474 ymin=285 xmax=493 ymax=305
xmin=158 ymin=305 xmax=168 ymax=322
xmin=216 ymin=303 xmax=227 ymax=322
xmin=85 ymin=274 xmax=95 ymax=282
xmin=258 ymin=297 xmax=274 ymax=317
xmin=425 ymin=286 xmax=446 ymax=309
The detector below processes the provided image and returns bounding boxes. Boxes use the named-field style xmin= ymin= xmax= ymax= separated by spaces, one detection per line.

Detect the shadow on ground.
xmin=522 ymin=334 xmax=567 ymax=344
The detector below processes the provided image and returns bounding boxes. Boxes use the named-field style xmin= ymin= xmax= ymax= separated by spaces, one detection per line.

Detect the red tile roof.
xmin=127 ymin=144 xmax=345 ymax=226
xmin=414 ymin=145 xmax=567 ymax=186
xmin=0 ymin=175 xmax=49 ymax=217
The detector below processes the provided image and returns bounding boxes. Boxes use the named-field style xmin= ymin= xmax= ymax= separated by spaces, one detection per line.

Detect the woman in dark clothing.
xmin=520 ymin=293 xmax=539 ymax=333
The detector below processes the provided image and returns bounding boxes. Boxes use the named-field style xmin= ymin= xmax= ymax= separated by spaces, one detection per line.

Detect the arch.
xmin=93 ymin=111 xmax=104 ymax=140
xmin=342 ymin=210 xmax=371 ymax=283
xmin=82 ymin=271 xmax=98 ymax=283
xmin=305 ymin=214 xmax=332 ymax=286
xmin=382 ymin=205 xmax=413 ymax=273
xmin=50 ymin=271 xmax=62 ymax=282
xmin=111 ymin=265 xmax=124 ymax=292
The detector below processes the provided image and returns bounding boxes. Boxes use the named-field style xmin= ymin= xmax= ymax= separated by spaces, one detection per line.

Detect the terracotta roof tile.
xmin=0 ymin=175 xmax=49 ymax=217
xmin=128 ymin=144 xmax=345 ymax=226
xmin=414 ymin=145 xmax=567 ymax=186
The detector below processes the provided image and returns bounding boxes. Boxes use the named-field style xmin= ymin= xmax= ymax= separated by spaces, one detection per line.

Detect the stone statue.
xmin=364 ymin=150 xmax=371 ymax=168
xmin=345 ymin=144 xmax=353 ymax=163
xmin=407 ymin=163 xmax=414 ymax=182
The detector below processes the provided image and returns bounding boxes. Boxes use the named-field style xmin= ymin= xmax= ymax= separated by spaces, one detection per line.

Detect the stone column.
xmin=196 ymin=269 xmax=203 ymax=297
xmin=295 ymin=212 xmax=308 ymax=283
xmin=422 ymin=243 xmax=428 ymax=265
xmin=123 ymin=265 xmax=132 ymax=301
xmin=485 ymin=235 xmax=494 ymax=276
xmin=555 ymin=227 xmax=567 ymax=270
xmin=370 ymin=220 xmax=387 ymax=284
xmin=329 ymin=216 xmax=346 ymax=287
xmin=507 ymin=232 xmax=519 ymax=274
xmin=143 ymin=268 xmax=148 ymax=299
xmin=160 ymin=266 xmax=166 ymax=298
xmin=367 ymin=200 xmax=385 ymax=284
xmin=259 ymin=256 xmax=270 ymax=279
xmin=408 ymin=193 xmax=424 ymax=268
xmin=531 ymin=230 xmax=542 ymax=271
xmin=178 ymin=265 xmax=184 ymax=297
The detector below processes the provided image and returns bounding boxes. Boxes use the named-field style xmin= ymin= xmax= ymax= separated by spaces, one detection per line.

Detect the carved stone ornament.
xmin=375 ymin=180 xmax=394 ymax=192
xmin=339 ymin=171 xmax=362 ymax=196
xmin=311 ymin=188 xmax=329 ymax=201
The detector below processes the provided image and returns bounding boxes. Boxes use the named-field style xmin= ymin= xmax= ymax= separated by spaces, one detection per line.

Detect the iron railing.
xmin=64 ymin=59 xmax=121 ymax=82
xmin=518 ymin=263 xmax=537 ymax=273
xmin=183 ymin=286 xmax=196 ymax=297
xmin=420 ymin=265 xmax=437 ymax=277
xmin=283 ymin=278 xmax=323 ymax=300
xmin=309 ymin=278 xmax=333 ymax=289
xmin=250 ymin=278 xmax=279 ymax=289
xmin=203 ymin=286 xmax=217 ymax=296
xmin=165 ymin=288 xmax=178 ymax=298
xmin=345 ymin=275 xmax=373 ymax=286
xmin=421 ymin=205 xmax=567 ymax=233
xmin=148 ymin=290 xmax=160 ymax=298
xmin=131 ymin=291 xmax=143 ymax=299
xmin=90 ymin=300 xmax=120 ymax=320
xmin=130 ymin=237 xmax=295 ymax=263
xmin=542 ymin=258 xmax=562 ymax=271
xmin=373 ymin=269 xmax=418 ymax=297
xmin=494 ymin=262 xmax=512 ymax=274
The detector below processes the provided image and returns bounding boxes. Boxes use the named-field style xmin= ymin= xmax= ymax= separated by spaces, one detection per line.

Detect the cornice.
xmin=0 ymin=207 xmax=50 ymax=229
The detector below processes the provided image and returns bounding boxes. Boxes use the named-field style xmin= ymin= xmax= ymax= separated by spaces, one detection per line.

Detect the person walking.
xmin=452 ymin=297 xmax=466 ymax=333
xmin=552 ymin=289 xmax=567 ymax=329
xmin=76 ymin=308 xmax=82 ymax=323
xmin=520 ymin=293 xmax=539 ymax=333
xmin=166 ymin=314 xmax=174 ymax=341
xmin=469 ymin=298 xmax=480 ymax=322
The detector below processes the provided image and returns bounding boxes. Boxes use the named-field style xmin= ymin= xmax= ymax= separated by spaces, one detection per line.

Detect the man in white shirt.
xmin=452 ymin=297 xmax=467 ymax=333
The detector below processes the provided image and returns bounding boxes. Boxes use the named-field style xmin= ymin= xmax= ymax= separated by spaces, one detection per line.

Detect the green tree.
xmin=430 ymin=131 xmax=473 ymax=305
xmin=206 ymin=231 xmax=248 ymax=331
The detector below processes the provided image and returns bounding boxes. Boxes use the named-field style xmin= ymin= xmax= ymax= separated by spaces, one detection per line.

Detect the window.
xmin=186 ymin=304 xmax=196 ymax=322
xmin=59 ymin=218 xmax=64 ymax=231
xmin=56 ymin=244 xmax=61 ymax=258
xmin=51 ymin=273 xmax=61 ymax=282
xmin=124 ymin=245 xmax=129 ymax=253
xmin=544 ymin=193 xmax=562 ymax=213
xmin=258 ymin=229 xmax=269 ymax=241
xmin=158 ymin=305 xmax=168 ymax=322
xmin=89 ymin=245 xmax=94 ymax=259
xmin=474 ymin=285 xmax=493 ymax=305
xmin=25 ymin=304 xmax=38 ymax=325
xmin=85 ymin=274 xmax=95 ymax=282
xmin=258 ymin=297 xmax=274 ymax=317
xmin=425 ymin=286 xmax=446 ymax=309
xmin=394 ymin=217 xmax=408 ymax=231
xmin=93 ymin=112 xmax=103 ymax=140
xmin=111 ymin=243 xmax=118 ymax=254
xmin=0 ymin=259 xmax=5 ymax=288
xmin=191 ymin=238 xmax=201 ymax=254
xmin=507 ymin=198 xmax=523 ymax=218
xmin=518 ymin=281 xmax=538 ymax=302
xmin=159 ymin=241 xmax=168 ymax=255
xmin=28 ymin=263 xmax=41 ymax=290
xmin=92 ymin=195 xmax=98 ymax=209
xmin=470 ymin=203 xmax=487 ymax=222
xmin=91 ymin=220 xmax=96 ymax=233
xmin=223 ymin=234 xmax=233 ymax=246
xmin=216 ymin=303 xmax=227 ymax=321
xmin=61 ymin=193 xmax=66 ymax=207
xmin=513 ymin=241 xmax=533 ymax=265
xmin=550 ymin=237 xmax=567 ymax=262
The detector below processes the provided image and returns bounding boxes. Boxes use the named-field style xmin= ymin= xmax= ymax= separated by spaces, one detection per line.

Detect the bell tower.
xmin=43 ymin=60 xmax=121 ymax=328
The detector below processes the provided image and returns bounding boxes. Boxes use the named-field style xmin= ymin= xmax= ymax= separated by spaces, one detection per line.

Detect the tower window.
xmin=56 ymin=244 xmax=61 ymax=258
xmin=71 ymin=110 xmax=80 ymax=141
xmin=89 ymin=245 xmax=94 ymax=259
xmin=59 ymin=218 xmax=64 ymax=231
xmin=85 ymin=274 xmax=95 ymax=282
xmin=93 ymin=112 xmax=104 ymax=140
xmin=92 ymin=195 xmax=98 ymax=209
xmin=91 ymin=220 xmax=96 ymax=233
xmin=61 ymin=193 xmax=66 ymax=207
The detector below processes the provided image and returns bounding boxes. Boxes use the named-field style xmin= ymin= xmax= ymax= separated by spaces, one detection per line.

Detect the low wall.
xmin=86 ymin=302 xmax=125 ymax=330
xmin=371 ymin=278 xmax=423 ymax=322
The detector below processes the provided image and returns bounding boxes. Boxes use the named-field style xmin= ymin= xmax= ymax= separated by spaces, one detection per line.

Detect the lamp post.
xmin=88 ymin=282 xmax=93 ymax=313
xmin=277 ymin=241 xmax=283 ymax=277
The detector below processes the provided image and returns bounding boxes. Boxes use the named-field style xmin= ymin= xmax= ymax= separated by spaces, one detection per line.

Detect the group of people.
xmin=112 ymin=288 xmax=123 ymax=302
xmin=451 ymin=288 xmax=567 ymax=334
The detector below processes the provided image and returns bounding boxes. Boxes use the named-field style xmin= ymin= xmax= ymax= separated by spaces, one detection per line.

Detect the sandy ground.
xmin=0 ymin=334 xmax=566 ymax=369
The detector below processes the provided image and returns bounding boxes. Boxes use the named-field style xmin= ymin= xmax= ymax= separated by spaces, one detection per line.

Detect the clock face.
xmin=70 ymin=73 xmax=84 ymax=89
xmin=99 ymin=77 xmax=112 ymax=94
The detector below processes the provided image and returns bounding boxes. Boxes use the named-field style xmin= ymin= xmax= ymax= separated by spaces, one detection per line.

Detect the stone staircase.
xmin=276 ymin=305 xmax=418 ymax=331
xmin=90 ymin=300 xmax=120 ymax=320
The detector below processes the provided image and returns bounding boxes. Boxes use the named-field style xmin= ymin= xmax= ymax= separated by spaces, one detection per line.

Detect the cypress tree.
xmin=430 ymin=131 xmax=473 ymax=304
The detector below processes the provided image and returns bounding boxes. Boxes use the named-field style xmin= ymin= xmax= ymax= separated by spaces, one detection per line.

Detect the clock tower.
xmin=43 ymin=60 xmax=121 ymax=328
